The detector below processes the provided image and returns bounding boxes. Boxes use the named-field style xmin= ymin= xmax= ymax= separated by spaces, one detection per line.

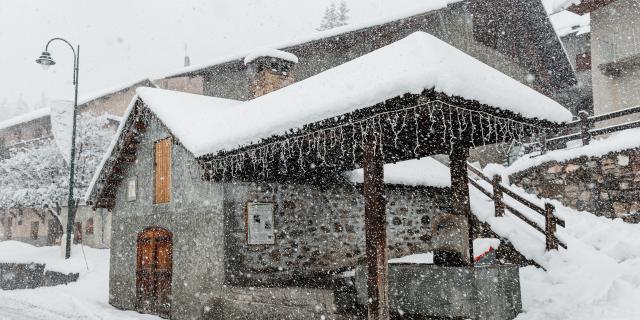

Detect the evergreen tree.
xmin=317 ymin=1 xmax=350 ymax=31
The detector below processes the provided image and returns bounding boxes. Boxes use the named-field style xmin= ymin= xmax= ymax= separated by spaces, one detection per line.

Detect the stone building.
xmin=86 ymin=30 xmax=571 ymax=319
xmin=567 ymin=0 xmax=640 ymax=124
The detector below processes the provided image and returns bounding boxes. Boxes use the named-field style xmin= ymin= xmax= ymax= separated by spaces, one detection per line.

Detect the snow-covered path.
xmin=469 ymin=182 xmax=640 ymax=320
xmin=0 ymin=243 xmax=159 ymax=320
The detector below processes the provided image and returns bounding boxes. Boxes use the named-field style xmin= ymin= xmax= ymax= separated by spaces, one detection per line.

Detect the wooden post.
xmin=363 ymin=139 xmax=389 ymax=320
xmin=492 ymin=175 xmax=505 ymax=217
xmin=545 ymin=203 xmax=558 ymax=251
xmin=579 ymin=110 xmax=591 ymax=146
xmin=450 ymin=144 xmax=474 ymax=265
xmin=539 ymin=131 xmax=548 ymax=155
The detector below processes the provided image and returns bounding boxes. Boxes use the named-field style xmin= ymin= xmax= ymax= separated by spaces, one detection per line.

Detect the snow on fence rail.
xmin=542 ymin=105 xmax=640 ymax=152
xmin=467 ymin=163 xmax=566 ymax=251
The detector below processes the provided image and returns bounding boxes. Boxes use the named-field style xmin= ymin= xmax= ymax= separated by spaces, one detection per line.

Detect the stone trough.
xmin=0 ymin=263 xmax=79 ymax=290
xmin=354 ymin=264 xmax=522 ymax=320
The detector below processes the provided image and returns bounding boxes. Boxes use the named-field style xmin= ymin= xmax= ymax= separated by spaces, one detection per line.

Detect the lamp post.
xmin=36 ymin=38 xmax=79 ymax=259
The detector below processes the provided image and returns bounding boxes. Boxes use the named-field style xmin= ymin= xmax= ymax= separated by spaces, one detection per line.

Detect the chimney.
xmin=245 ymin=49 xmax=298 ymax=99
xmin=183 ymin=43 xmax=190 ymax=67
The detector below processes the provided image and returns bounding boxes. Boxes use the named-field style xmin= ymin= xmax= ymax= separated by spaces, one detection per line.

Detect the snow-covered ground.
xmin=469 ymin=180 xmax=640 ymax=320
xmin=2 ymin=185 xmax=640 ymax=319
xmin=0 ymin=242 xmax=158 ymax=320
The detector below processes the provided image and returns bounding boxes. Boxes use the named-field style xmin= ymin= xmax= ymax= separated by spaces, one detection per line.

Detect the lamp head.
xmin=35 ymin=51 xmax=55 ymax=70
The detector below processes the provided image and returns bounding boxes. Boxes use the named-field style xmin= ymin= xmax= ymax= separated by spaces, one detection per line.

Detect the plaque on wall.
xmin=246 ymin=202 xmax=275 ymax=245
xmin=126 ymin=178 xmax=137 ymax=201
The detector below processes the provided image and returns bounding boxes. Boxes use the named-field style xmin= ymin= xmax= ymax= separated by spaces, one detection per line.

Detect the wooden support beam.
xmin=450 ymin=144 xmax=474 ymax=265
xmin=363 ymin=139 xmax=389 ymax=320
xmin=492 ymin=175 xmax=505 ymax=217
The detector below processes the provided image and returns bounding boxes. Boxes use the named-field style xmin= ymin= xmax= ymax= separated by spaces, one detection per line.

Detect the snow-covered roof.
xmin=0 ymin=78 xmax=153 ymax=132
xmin=345 ymin=157 xmax=451 ymax=188
xmin=0 ymin=107 xmax=49 ymax=131
xmin=244 ymin=49 xmax=299 ymax=65
xmin=77 ymin=78 xmax=153 ymax=106
xmin=153 ymin=1 xmax=463 ymax=80
xmin=136 ymin=87 xmax=242 ymax=155
xmin=550 ymin=10 xmax=590 ymax=37
xmin=149 ymin=32 xmax=569 ymax=157
xmin=545 ymin=0 xmax=583 ymax=14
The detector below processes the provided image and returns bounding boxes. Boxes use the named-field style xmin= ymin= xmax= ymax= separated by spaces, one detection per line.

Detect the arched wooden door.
xmin=136 ymin=227 xmax=173 ymax=318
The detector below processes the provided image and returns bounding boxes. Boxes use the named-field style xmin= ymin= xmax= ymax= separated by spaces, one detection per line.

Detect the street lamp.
xmin=36 ymin=37 xmax=80 ymax=259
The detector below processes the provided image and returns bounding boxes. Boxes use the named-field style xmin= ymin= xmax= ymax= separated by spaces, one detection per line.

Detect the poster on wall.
xmin=246 ymin=202 xmax=275 ymax=245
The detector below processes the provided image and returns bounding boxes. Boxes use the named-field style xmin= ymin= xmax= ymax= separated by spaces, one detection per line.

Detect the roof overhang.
xmin=199 ymin=90 xmax=559 ymax=182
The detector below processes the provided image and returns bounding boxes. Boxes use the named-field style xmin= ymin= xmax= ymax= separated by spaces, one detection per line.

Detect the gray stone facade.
xmin=108 ymin=113 xmax=452 ymax=319
xmin=510 ymin=148 xmax=640 ymax=220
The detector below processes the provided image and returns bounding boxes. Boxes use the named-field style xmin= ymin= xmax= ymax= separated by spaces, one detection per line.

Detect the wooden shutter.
xmin=154 ymin=138 xmax=172 ymax=204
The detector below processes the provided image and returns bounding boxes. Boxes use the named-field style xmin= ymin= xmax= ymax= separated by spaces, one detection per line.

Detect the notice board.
xmin=246 ymin=202 xmax=275 ymax=245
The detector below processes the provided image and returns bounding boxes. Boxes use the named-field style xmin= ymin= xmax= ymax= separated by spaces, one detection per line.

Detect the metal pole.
xmin=64 ymin=45 xmax=79 ymax=259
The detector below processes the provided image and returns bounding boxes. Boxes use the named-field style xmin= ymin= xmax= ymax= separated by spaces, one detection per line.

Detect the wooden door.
xmin=136 ymin=227 xmax=173 ymax=318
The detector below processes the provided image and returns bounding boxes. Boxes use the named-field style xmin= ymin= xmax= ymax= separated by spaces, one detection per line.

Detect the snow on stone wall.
xmin=509 ymin=148 xmax=640 ymax=220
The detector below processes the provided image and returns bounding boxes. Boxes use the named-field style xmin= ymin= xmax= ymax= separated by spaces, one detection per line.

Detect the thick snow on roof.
xmin=154 ymin=0 xmax=463 ymax=80
xmin=544 ymin=0 xmax=583 ymax=14
xmin=550 ymin=10 xmax=590 ymax=37
xmin=244 ymin=49 xmax=298 ymax=65
xmin=0 ymin=107 xmax=49 ymax=131
xmin=141 ymin=32 xmax=572 ymax=158
xmin=136 ymin=87 xmax=242 ymax=155
xmin=77 ymin=77 xmax=152 ymax=106
xmin=345 ymin=157 xmax=451 ymax=188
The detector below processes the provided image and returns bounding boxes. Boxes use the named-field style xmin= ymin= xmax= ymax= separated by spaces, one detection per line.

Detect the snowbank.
xmin=244 ymin=49 xmax=298 ymax=65
xmin=345 ymin=157 xmax=451 ymax=188
xmin=0 ymin=241 xmax=100 ymax=275
xmin=0 ymin=243 xmax=159 ymax=320
xmin=469 ymin=174 xmax=640 ymax=319
xmin=487 ymin=127 xmax=640 ymax=178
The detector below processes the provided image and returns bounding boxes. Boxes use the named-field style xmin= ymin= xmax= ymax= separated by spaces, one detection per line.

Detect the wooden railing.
xmin=541 ymin=105 xmax=640 ymax=153
xmin=467 ymin=163 xmax=567 ymax=251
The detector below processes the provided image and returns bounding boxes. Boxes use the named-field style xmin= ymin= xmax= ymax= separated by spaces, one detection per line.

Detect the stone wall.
xmin=0 ymin=263 xmax=78 ymax=290
xmin=203 ymin=287 xmax=345 ymax=320
xmin=224 ymin=182 xmax=451 ymax=286
xmin=510 ymin=148 xmax=640 ymax=220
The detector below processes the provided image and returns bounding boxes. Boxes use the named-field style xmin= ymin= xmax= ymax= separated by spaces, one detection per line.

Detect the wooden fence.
xmin=467 ymin=164 xmax=567 ymax=251
xmin=541 ymin=105 xmax=640 ymax=153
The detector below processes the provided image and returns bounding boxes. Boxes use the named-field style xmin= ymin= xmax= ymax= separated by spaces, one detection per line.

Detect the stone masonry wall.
xmin=510 ymin=148 xmax=640 ymax=220
xmin=224 ymin=182 xmax=451 ymax=286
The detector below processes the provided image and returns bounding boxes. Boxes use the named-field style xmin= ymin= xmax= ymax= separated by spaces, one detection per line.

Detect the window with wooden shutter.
xmin=154 ymin=138 xmax=172 ymax=204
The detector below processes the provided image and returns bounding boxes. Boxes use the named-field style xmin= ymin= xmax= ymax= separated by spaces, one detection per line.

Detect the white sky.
xmin=0 ymin=0 xmax=440 ymax=109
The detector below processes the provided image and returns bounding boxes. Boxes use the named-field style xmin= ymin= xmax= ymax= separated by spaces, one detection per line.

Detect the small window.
xmin=576 ymin=52 xmax=591 ymax=71
xmin=31 ymin=221 xmax=39 ymax=240
xmin=86 ymin=218 xmax=94 ymax=235
xmin=154 ymin=138 xmax=172 ymax=204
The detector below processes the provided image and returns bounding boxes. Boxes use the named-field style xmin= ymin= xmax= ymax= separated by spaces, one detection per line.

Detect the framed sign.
xmin=126 ymin=178 xmax=137 ymax=201
xmin=246 ymin=202 xmax=275 ymax=245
